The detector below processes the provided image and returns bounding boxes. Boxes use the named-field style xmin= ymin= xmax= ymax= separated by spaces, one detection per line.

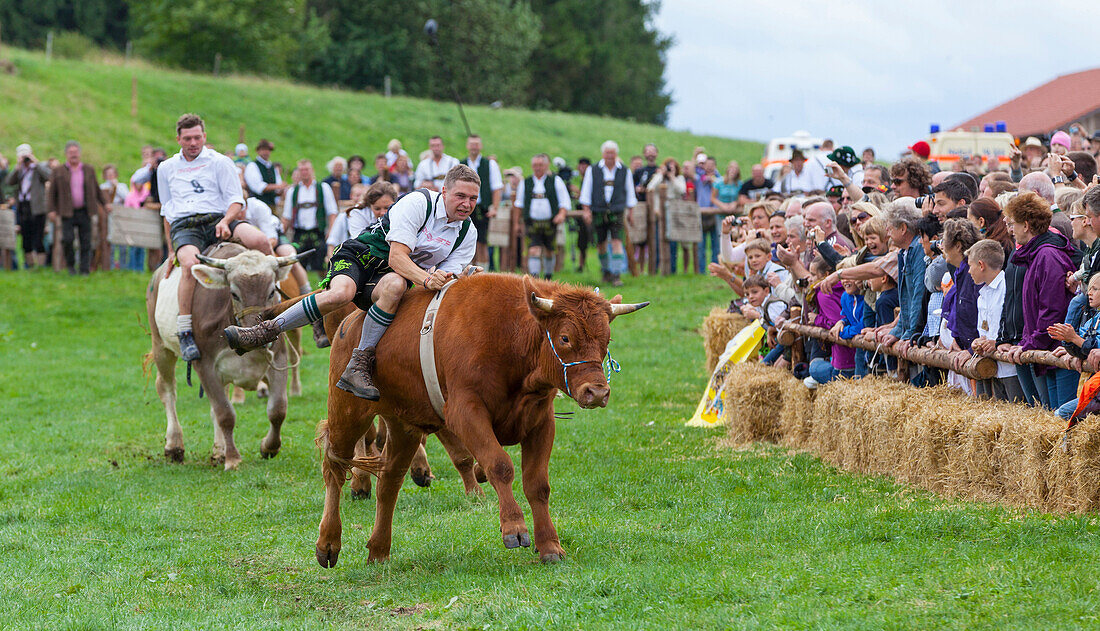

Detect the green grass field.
xmin=3 ymin=263 xmax=1100 ymax=630
xmin=0 ymin=45 xmax=762 ymax=178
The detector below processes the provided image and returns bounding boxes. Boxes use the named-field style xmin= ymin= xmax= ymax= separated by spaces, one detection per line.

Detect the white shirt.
xmin=414 ymin=154 xmax=460 ymax=188
xmin=243 ymin=157 xmax=283 ymax=196
xmin=327 ymin=212 xmax=351 ymax=247
xmin=774 ymin=160 xmax=828 ymax=194
xmin=347 ymin=206 xmax=383 ymax=239
xmin=130 ymin=164 xmax=153 ymax=187
xmin=283 ymin=180 xmax=337 ymax=231
xmin=385 ymin=190 xmax=476 ymax=275
xmin=385 ymin=149 xmax=408 ymax=167
xmin=100 ymin=180 xmax=129 ymax=205
xmin=462 ymin=155 xmax=504 ymax=204
xmin=761 ymin=260 xmax=791 ymax=284
xmin=514 ymin=174 xmax=570 ymax=220
xmin=976 ymin=270 xmax=1015 ymax=378
xmin=157 ymin=147 xmax=245 ymax=223
xmin=244 ymin=198 xmax=280 ymax=241
xmin=578 ymin=160 xmax=637 ymax=209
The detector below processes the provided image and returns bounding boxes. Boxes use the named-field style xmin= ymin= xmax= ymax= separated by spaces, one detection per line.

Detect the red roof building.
xmin=957 ymin=68 xmax=1100 ymax=138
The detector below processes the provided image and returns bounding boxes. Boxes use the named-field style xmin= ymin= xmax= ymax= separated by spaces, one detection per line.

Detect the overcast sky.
xmin=654 ymin=0 xmax=1100 ymax=160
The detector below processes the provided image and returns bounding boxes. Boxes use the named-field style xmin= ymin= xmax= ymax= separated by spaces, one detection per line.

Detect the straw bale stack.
xmin=721 ymin=362 xmax=797 ymax=445
xmin=702 ymin=308 xmax=751 ymax=373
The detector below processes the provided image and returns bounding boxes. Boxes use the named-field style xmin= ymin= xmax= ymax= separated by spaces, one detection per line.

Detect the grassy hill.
xmin=0 ymin=46 xmax=762 ymax=177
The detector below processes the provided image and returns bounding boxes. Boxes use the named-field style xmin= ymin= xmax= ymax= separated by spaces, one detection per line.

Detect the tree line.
xmin=0 ymin=0 xmax=671 ymax=125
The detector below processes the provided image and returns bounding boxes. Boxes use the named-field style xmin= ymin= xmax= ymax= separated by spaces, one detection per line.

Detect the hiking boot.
xmin=224 ymin=320 xmax=281 ymax=356
xmin=337 ymin=348 xmax=380 ymax=401
xmin=312 ymin=319 xmax=331 ymax=348
xmin=178 ymin=330 xmax=201 ymax=362
xmin=610 ymin=273 xmax=624 ymax=287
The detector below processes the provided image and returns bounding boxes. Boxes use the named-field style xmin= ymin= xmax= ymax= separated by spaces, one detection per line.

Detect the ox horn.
xmin=532 ymin=294 xmax=554 ymax=313
xmin=609 ymin=301 xmax=650 ymax=316
xmin=273 ymin=248 xmax=314 ymax=266
xmin=195 ymin=254 xmax=228 ymax=269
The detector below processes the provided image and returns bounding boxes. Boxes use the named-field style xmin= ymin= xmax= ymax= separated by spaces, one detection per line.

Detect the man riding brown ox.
xmin=146 ymin=242 xmax=306 ymax=470
xmin=313 ymin=273 xmax=647 ymax=567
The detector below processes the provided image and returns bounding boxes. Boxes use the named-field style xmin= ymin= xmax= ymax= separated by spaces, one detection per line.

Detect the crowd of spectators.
xmin=0 ymin=135 xmax=764 ymax=280
xmin=708 ymin=129 xmax=1100 ymax=419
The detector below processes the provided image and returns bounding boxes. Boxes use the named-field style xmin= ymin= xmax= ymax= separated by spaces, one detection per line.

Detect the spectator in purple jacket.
xmin=940 ymin=218 xmax=982 ymax=354
xmin=1001 ymin=192 xmax=1079 ymax=409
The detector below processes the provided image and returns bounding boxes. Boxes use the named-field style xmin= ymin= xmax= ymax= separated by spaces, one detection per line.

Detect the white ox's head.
xmin=191 ymin=251 xmax=303 ymax=326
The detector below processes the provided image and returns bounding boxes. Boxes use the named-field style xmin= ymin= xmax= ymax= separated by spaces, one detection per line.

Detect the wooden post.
xmin=656 ymin=187 xmax=670 ymax=275
xmin=213 ymin=52 xmax=222 ymax=76
xmin=238 ymin=125 xmax=246 ymax=145
xmin=623 ymin=228 xmax=638 ymax=276
xmin=130 ymin=76 xmax=137 ymax=117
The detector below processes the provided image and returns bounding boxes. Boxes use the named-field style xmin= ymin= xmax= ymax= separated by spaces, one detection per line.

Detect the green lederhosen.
xmin=319 ymin=189 xmax=471 ymax=310
xmin=289 ymin=182 xmax=329 ymax=271
xmin=522 ymin=174 xmax=562 ymax=250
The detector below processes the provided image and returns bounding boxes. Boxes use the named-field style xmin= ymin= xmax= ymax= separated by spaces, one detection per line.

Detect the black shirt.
xmin=633 ymin=165 xmax=658 ymax=202
xmin=739 ymin=178 xmax=774 ymax=201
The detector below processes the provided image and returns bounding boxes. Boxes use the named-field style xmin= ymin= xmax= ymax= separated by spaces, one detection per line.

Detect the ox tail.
xmin=141 ymin=351 xmax=155 ymax=378
xmin=263 ymin=289 xmax=323 ymax=320
xmin=315 ymin=419 xmax=383 ymax=487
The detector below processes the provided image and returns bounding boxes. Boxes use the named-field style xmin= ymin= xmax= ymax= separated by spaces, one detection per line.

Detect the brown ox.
xmin=320 ymin=302 xmax=476 ymax=497
xmin=315 ymin=273 xmax=647 ymax=566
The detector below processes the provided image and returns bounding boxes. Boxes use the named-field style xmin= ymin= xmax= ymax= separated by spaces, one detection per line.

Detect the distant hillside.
xmin=0 ymin=46 xmax=763 ymax=177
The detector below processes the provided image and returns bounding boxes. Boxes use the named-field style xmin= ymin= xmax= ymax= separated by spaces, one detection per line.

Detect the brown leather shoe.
xmin=224 ymin=320 xmax=281 ymax=356
xmin=337 ymin=347 xmax=380 ymax=400
xmin=312 ymin=319 xmax=331 ymax=348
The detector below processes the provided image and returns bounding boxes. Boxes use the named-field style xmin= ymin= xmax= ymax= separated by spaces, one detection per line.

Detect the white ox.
xmin=145 ymin=242 xmax=303 ymax=470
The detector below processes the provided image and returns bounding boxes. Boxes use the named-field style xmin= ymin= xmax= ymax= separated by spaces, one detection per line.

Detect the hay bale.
xmin=702 ymin=308 xmax=752 ymax=373
xmin=1054 ymin=415 xmax=1100 ymax=513
xmin=721 ymin=363 xmax=799 ymax=445
xmin=997 ymin=409 xmax=1063 ymax=510
xmin=778 ymin=377 xmax=815 ymax=449
xmin=951 ymin=407 xmax=1005 ymax=502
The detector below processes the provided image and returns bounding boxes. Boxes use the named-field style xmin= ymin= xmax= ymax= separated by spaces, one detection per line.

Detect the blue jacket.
xmin=890 ymin=235 xmax=927 ymax=340
xmin=839 ymin=292 xmax=865 ymax=340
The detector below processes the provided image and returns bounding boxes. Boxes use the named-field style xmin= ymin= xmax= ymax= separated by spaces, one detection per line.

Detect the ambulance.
xmin=924 ymin=126 xmax=1016 ymax=169
xmin=762 ymin=131 xmax=827 ymax=181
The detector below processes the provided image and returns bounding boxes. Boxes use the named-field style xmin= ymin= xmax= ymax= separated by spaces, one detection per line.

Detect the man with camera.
xmin=6 ymin=144 xmax=52 ymax=269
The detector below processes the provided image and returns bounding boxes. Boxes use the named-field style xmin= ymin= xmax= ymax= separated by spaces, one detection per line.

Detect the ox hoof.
xmin=473 ymin=463 xmax=488 ymax=484
xmin=350 ymin=487 xmax=371 ymax=500
xmin=410 ymin=470 xmax=432 ymax=488
xmin=503 ymin=533 xmax=531 ymax=549
xmin=260 ymin=450 xmax=279 ymax=460
xmin=164 ymin=447 xmax=185 ymax=463
xmin=540 ymin=553 xmax=564 ymax=564
xmin=316 ymin=546 xmax=339 ymax=568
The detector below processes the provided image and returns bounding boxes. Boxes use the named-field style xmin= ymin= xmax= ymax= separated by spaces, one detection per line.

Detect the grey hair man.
xmin=578 ymin=140 xmax=637 ymax=286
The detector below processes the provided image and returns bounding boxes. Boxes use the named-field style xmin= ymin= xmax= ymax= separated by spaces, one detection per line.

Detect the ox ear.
xmin=522 ymin=275 xmax=553 ymax=320
xmin=191 ymin=264 xmax=229 ymax=289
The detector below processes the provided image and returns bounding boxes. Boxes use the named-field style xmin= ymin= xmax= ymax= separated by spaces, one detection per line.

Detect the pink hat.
xmin=1051 ymin=130 xmax=1071 ymax=150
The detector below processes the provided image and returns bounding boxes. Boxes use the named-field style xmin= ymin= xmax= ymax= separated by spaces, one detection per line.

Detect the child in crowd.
xmin=1049 ymin=274 xmax=1100 ymax=419
xmin=967 ymin=239 xmax=1024 ymax=401
xmin=805 ymin=259 xmax=860 ymax=388
xmin=860 ymin=257 xmax=899 ymax=375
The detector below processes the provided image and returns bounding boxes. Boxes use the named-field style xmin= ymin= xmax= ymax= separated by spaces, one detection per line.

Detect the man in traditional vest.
xmin=158 ymin=113 xmax=274 ymax=361
xmin=579 ymin=140 xmax=637 ymax=287
xmin=244 ymin=139 xmax=286 ymax=207
xmin=414 ymin=136 xmax=459 ymax=192
xmin=514 ymin=153 xmax=570 ymax=279
xmin=460 ymin=134 xmax=503 ymax=269
xmin=283 ymin=159 xmax=338 ymax=273
xmin=224 ymin=165 xmax=479 ymax=401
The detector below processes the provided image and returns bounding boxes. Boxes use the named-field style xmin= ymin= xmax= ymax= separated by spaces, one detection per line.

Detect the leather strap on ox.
xmin=419 ymin=279 xmax=458 ymax=419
